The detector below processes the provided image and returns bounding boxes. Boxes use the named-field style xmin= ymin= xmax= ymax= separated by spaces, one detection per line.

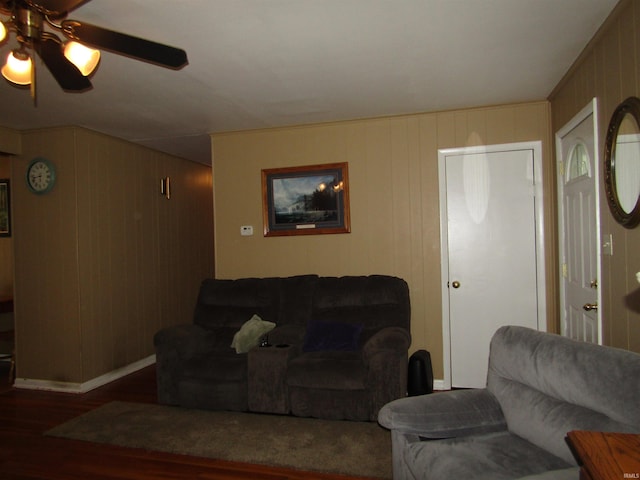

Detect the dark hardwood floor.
xmin=0 ymin=364 xmax=382 ymax=480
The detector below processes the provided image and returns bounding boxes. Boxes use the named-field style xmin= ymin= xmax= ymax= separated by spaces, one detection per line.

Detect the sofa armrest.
xmin=362 ymin=326 xmax=411 ymax=359
xmin=154 ymin=323 xmax=214 ymax=405
xmin=362 ymin=327 xmax=411 ymax=419
xmin=378 ymin=388 xmax=507 ymax=438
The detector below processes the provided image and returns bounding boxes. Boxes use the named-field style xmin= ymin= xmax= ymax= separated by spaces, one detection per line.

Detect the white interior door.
xmin=556 ymin=99 xmax=601 ymax=344
xmin=439 ymin=142 xmax=546 ymax=389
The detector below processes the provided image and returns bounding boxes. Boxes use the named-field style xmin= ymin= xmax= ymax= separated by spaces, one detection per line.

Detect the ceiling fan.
xmin=0 ymin=0 xmax=188 ymax=100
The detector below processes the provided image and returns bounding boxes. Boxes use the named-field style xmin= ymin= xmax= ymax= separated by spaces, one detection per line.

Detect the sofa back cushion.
xmin=278 ymin=275 xmax=319 ymax=326
xmin=193 ymin=278 xmax=280 ymax=329
xmin=192 ymin=274 xmax=410 ymax=346
xmin=487 ymin=326 xmax=640 ymax=464
xmin=310 ymin=275 xmax=410 ymax=344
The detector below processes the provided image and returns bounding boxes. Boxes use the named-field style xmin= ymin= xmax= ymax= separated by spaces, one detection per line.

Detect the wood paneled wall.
xmin=0 ymin=154 xmax=13 ymax=295
xmin=0 ymin=126 xmax=21 ymax=155
xmin=549 ymin=0 xmax=640 ymax=352
xmin=12 ymin=127 xmax=214 ymax=385
xmin=0 ymin=156 xmax=13 ymax=295
xmin=212 ymin=101 xmax=553 ymax=379
xmin=0 ymin=128 xmax=20 ymax=297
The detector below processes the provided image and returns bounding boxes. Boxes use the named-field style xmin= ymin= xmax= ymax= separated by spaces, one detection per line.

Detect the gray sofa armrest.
xmin=378 ymin=388 xmax=507 ymax=438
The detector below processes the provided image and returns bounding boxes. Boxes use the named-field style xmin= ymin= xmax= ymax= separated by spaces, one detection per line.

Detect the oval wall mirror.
xmin=604 ymin=96 xmax=640 ymax=228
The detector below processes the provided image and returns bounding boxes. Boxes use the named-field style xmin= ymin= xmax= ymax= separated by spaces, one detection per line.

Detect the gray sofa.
xmin=154 ymin=274 xmax=411 ymax=421
xmin=378 ymin=325 xmax=640 ymax=480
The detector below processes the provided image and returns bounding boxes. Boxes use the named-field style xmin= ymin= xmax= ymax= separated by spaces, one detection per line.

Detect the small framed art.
xmin=262 ymin=162 xmax=350 ymax=237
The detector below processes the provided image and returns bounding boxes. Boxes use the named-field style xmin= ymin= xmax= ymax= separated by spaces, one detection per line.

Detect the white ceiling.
xmin=0 ymin=0 xmax=619 ymax=165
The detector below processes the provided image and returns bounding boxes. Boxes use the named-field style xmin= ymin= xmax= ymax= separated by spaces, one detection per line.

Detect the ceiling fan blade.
xmin=36 ymin=36 xmax=92 ymax=91
xmin=27 ymin=0 xmax=90 ymax=16
xmin=61 ymin=20 xmax=188 ymax=69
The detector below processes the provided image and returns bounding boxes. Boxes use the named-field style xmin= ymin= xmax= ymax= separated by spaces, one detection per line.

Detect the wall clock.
xmin=26 ymin=157 xmax=56 ymax=194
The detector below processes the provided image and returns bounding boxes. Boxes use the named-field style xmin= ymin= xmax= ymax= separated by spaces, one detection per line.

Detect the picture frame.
xmin=262 ymin=162 xmax=350 ymax=237
xmin=0 ymin=179 xmax=10 ymax=238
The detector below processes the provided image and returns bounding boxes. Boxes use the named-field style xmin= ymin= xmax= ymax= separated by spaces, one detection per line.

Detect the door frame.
xmin=555 ymin=98 xmax=602 ymax=344
xmin=438 ymin=141 xmax=547 ymax=390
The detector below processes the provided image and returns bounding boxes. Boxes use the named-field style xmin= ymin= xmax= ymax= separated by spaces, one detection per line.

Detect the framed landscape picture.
xmin=262 ymin=162 xmax=350 ymax=237
xmin=0 ymin=179 xmax=10 ymax=237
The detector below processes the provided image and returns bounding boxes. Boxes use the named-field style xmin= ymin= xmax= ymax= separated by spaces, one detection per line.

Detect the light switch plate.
xmin=240 ymin=225 xmax=254 ymax=236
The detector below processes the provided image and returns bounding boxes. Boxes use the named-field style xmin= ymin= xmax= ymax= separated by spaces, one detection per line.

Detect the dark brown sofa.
xmin=154 ymin=274 xmax=411 ymax=421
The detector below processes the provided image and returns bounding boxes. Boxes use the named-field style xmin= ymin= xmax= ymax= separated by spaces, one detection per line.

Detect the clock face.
xmin=26 ymin=158 xmax=56 ymax=194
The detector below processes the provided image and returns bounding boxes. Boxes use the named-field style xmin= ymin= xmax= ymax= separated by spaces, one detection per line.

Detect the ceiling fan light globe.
xmin=0 ymin=23 xmax=7 ymax=43
xmin=64 ymin=41 xmax=100 ymax=76
xmin=2 ymin=51 xmax=32 ymax=85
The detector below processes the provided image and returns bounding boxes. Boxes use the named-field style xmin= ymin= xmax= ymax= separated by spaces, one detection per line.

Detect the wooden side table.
xmin=247 ymin=344 xmax=297 ymax=414
xmin=567 ymin=431 xmax=640 ymax=480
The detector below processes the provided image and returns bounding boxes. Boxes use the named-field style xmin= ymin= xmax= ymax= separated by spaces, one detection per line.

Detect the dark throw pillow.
xmin=302 ymin=320 xmax=363 ymax=352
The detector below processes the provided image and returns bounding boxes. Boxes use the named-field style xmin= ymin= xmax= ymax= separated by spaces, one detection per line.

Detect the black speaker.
xmin=408 ymin=350 xmax=433 ymax=396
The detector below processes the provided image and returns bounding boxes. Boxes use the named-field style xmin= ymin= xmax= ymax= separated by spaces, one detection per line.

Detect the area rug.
xmin=46 ymin=401 xmax=392 ymax=479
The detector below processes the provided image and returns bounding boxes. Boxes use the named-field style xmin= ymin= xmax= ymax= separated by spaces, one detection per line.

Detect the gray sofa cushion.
xmin=404 ymin=432 xmax=571 ymax=480
xmin=277 ymin=274 xmax=318 ymax=326
xmin=490 ymin=376 xmax=637 ymax=464
xmin=287 ymin=351 xmax=367 ymax=390
xmin=193 ymin=278 xmax=280 ymax=329
xmin=487 ymin=326 xmax=640 ymax=463
xmin=517 ymin=467 xmax=580 ymax=480
xmin=302 ymin=320 xmax=363 ymax=352
xmin=518 ymin=467 xmax=580 ymax=480
xmin=311 ymin=275 xmax=411 ymax=344
xmin=488 ymin=326 xmax=640 ymax=425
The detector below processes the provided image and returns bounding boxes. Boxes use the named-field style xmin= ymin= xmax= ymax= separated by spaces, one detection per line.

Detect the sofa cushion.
xmin=193 ymin=278 xmax=280 ymax=329
xmin=488 ymin=326 xmax=640 ymax=426
xmin=277 ymin=275 xmax=318 ymax=326
xmin=490 ymin=375 xmax=638 ymax=464
xmin=404 ymin=432 xmax=571 ymax=480
xmin=517 ymin=467 xmax=580 ymax=480
xmin=311 ymin=276 xmax=410 ymax=339
xmin=230 ymin=314 xmax=276 ymax=353
xmin=287 ymin=352 xmax=367 ymax=390
xmin=302 ymin=320 xmax=363 ymax=352
xmin=487 ymin=326 xmax=640 ymax=463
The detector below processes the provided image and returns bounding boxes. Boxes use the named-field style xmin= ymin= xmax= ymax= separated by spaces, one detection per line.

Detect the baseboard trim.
xmin=433 ymin=379 xmax=446 ymax=391
xmin=13 ymin=355 xmax=156 ymax=394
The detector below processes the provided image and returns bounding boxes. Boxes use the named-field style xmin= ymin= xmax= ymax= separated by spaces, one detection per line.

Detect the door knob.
xmin=583 ymin=303 xmax=598 ymax=312
xmin=451 ymin=281 xmax=461 ymax=289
